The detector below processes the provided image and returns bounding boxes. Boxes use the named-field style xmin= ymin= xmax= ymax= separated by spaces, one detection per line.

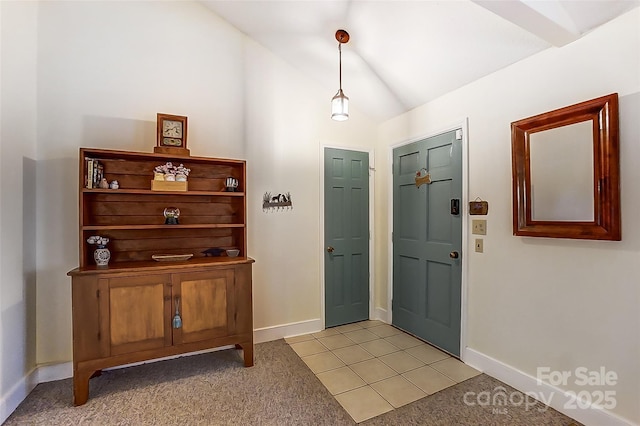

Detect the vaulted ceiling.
xmin=202 ymin=0 xmax=639 ymax=122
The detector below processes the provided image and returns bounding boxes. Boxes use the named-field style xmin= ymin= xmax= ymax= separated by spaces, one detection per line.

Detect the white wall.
xmin=0 ymin=0 xmax=39 ymax=419
xmin=33 ymin=0 xmax=376 ymax=364
xmin=243 ymin=39 xmax=377 ymax=332
xmin=376 ymin=9 xmax=640 ymax=424
xmin=34 ymin=0 xmax=248 ymax=363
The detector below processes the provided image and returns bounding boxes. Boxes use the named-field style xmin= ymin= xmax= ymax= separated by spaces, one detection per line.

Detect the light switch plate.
xmin=472 ymin=219 xmax=487 ymax=235
xmin=475 ymin=238 xmax=484 ymax=253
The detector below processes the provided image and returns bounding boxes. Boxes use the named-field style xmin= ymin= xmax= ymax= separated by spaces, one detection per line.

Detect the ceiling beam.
xmin=472 ymin=0 xmax=580 ymax=47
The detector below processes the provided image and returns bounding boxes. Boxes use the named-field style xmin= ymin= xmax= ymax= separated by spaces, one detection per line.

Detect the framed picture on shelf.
xmin=155 ymin=113 xmax=190 ymax=156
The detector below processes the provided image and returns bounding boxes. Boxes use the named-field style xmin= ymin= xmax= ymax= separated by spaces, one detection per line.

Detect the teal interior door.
xmin=392 ymin=130 xmax=462 ymax=356
xmin=324 ymin=148 xmax=370 ymax=328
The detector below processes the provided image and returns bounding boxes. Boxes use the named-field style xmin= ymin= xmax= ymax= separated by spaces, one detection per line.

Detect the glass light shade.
xmin=331 ymin=89 xmax=349 ymax=121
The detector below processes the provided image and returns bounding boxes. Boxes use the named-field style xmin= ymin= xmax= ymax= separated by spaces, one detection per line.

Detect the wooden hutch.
xmin=67 ymin=148 xmax=254 ymax=406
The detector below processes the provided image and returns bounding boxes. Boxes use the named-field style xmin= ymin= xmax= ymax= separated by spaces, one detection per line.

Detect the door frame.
xmin=387 ymin=119 xmax=470 ymax=360
xmin=320 ymin=143 xmax=375 ymax=329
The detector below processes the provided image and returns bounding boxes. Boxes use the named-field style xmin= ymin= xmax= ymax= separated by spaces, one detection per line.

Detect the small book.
xmin=86 ymin=158 xmax=94 ymax=189
xmin=96 ymin=162 xmax=104 ymax=187
xmin=92 ymin=160 xmax=99 ymax=188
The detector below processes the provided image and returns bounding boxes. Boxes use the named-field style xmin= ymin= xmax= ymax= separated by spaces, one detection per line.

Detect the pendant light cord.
xmin=338 ymin=42 xmax=343 ymax=92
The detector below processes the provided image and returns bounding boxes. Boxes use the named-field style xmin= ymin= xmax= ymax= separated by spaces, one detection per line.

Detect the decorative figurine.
xmin=99 ymin=178 xmax=109 ymax=189
xmin=202 ymin=247 xmax=224 ymax=257
xmin=163 ymin=207 xmax=180 ymax=225
xmin=110 ymin=180 xmax=119 ymax=189
xmin=225 ymin=177 xmax=239 ymax=192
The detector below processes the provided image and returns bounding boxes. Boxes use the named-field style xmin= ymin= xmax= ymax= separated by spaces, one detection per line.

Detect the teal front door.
xmin=324 ymin=148 xmax=370 ymax=328
xmin=392 ymin=130 xmax=462 ymax=356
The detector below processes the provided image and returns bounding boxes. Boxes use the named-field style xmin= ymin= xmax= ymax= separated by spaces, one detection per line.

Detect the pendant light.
xmin=331 ymin=29 xmax=350 ymax=121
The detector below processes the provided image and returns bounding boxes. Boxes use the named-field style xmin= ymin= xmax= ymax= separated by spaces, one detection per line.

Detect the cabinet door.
xmin=173 ymin=269 xmax=236 ymax=345
xmin=105 ymin=274 xmax=172 ymax=356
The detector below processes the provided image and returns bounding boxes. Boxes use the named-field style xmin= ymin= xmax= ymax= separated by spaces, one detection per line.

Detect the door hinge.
xmin=456 ymin=129 xmax=462 ymax=140
xmin=96 ymin=289 xmax=100 ymax=298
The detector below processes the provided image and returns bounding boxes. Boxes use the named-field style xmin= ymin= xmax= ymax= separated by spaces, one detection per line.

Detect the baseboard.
xmin=254 ymin=318 xmax=323 ymax=343
xmin=36 ymin=361 xmax=72 ymax=383
xmin=0 ymin=367 xmax=38 ymax=424
xmin=464 ymin=348 xmax=636 ymax=426
xmin=372 ymin=307 xmax=389 ymax=323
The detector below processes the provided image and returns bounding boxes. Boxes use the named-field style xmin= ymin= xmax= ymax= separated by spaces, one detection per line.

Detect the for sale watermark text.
xmin=463 ymin=366 xmax=618 ymax=414
xmin=536 ymin=366 xmax=617 ymax=386
xmin=537 ymin=366 xmax=618 ymax=410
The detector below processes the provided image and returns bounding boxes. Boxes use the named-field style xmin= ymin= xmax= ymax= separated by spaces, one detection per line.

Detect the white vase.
xmin=94 ymin=246 xmax=111 ymax=266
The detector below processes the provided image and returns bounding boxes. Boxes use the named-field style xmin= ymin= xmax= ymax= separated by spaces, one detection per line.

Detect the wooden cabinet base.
xmin=68 ymin=259 xmax=254 ymax=406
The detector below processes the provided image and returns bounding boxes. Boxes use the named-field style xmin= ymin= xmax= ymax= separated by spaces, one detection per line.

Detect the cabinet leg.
xmin=239 ymin=342 xmax=254 ymax=367
xmin=73 ymin=369 xmax=94 ymax=406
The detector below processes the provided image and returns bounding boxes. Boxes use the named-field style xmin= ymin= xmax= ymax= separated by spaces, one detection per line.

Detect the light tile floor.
xmin=285 ymin=320 xmax=481 ymax=423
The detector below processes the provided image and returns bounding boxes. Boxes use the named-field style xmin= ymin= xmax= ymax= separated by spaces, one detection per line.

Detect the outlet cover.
xmin=472 ymin=219 xmax=487 ymax=235
xmin=475 ymin=238 xmax=484 ymax=253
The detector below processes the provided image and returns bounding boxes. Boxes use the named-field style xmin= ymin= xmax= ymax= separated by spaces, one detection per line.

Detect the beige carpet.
xmin=5 ymin=339 xmax=581 ymax=425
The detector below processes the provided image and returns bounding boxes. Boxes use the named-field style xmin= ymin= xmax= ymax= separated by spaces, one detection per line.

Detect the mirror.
xmin=511 ymin=93 xmax=620 ymax=240
xmin=529 ymin=121 xmax=594 ymax=221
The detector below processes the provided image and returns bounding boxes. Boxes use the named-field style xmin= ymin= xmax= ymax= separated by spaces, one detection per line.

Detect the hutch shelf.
xmin=68 ymin=148 xmax=254 ymax=406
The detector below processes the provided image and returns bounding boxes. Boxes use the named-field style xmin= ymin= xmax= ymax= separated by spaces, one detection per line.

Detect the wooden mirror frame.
xmin=511 ymin=93 xmax=620 ymax=240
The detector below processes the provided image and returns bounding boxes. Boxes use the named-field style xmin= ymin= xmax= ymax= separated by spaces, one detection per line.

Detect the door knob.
xmin=449 ymin=251 xmax=459 ymax=259
xmin=327 ymin=246 xmax=335 ymax=253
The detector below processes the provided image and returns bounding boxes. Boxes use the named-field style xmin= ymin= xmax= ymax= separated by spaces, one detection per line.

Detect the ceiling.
xmin=201 ymin=0 xmax=639 ymax=122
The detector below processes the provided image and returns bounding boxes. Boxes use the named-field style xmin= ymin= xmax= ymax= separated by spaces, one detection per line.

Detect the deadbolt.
xmin=327 ymin=246 xmax=335 ymax=253
xmin=449 ymin=251 xmax=459 ymax=259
